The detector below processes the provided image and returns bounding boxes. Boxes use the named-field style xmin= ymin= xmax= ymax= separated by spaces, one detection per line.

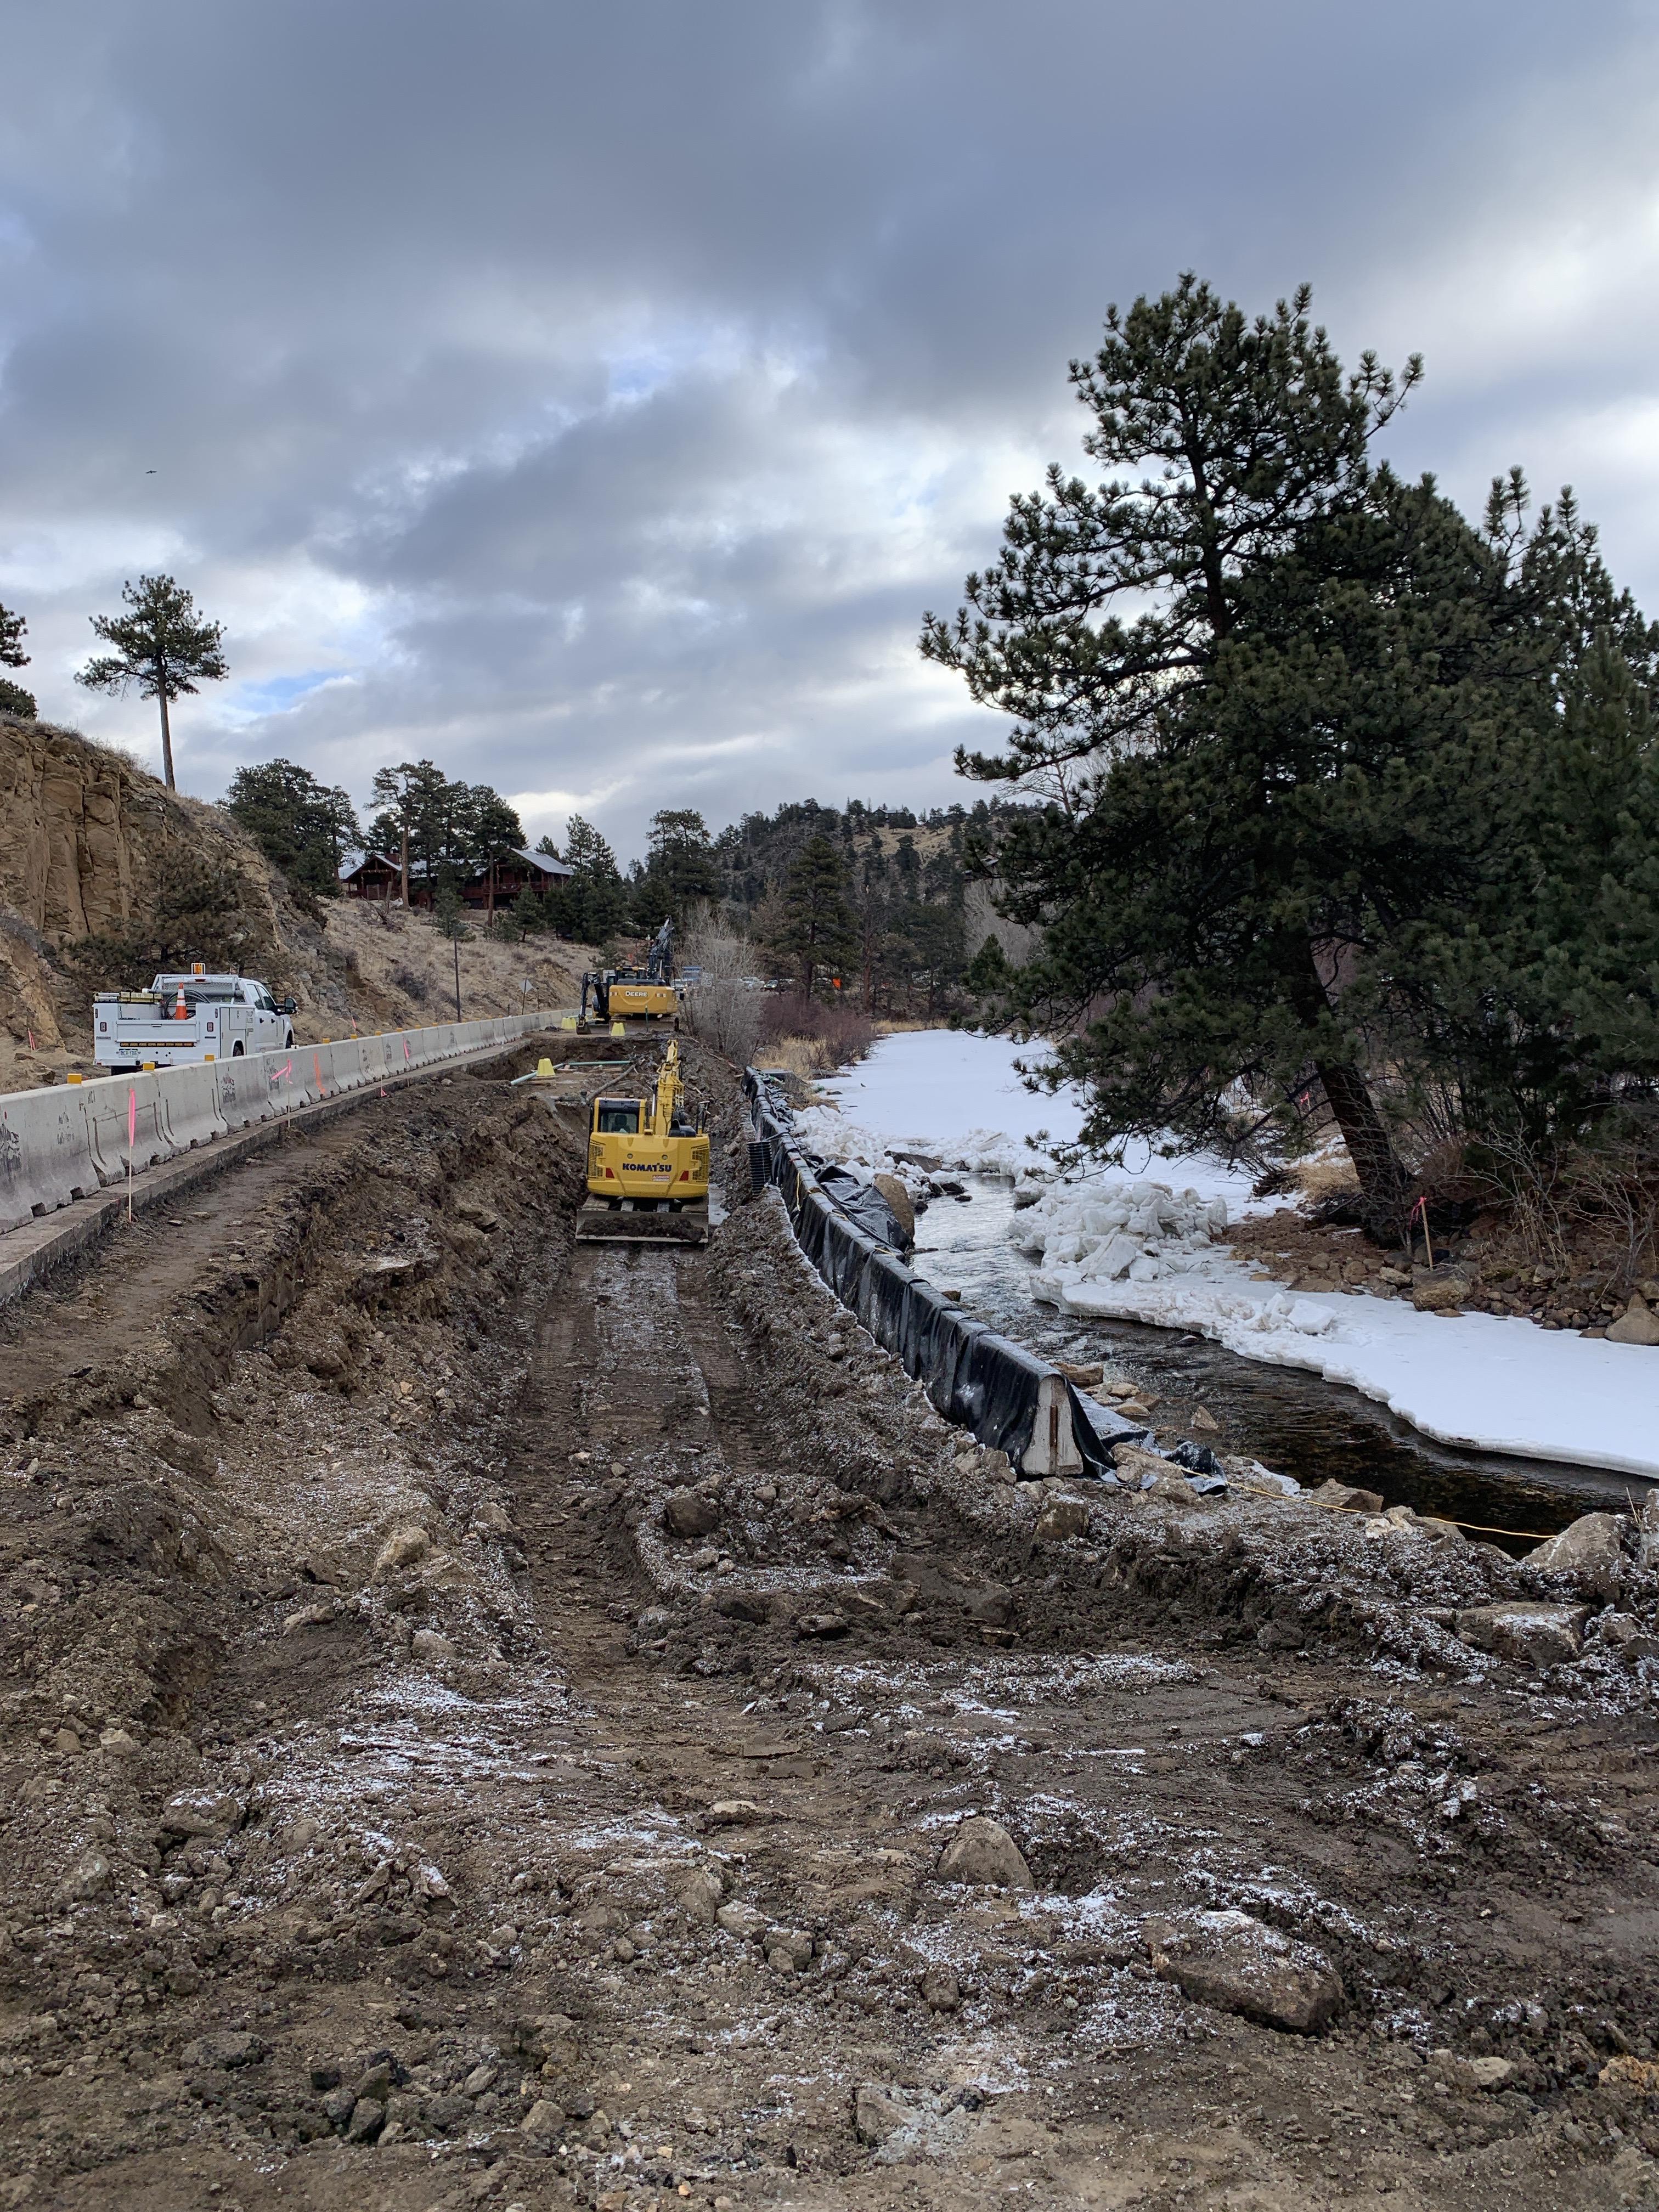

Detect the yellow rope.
xmin=1301 ymin=1497 xmax=1555 ymax=1542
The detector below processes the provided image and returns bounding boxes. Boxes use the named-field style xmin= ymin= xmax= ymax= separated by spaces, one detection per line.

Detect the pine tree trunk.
xmin=1315 ymin=1058 xmax=1409 ymax=1231
xmin=156 ymin=689 xmax=176 ymax=791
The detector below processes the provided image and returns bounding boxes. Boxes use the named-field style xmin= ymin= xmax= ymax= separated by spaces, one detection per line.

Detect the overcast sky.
xmin=3 ymin=3 xmax=1657 ymax=861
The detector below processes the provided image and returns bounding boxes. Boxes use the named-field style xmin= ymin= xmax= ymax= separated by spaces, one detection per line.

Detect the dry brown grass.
xmin=1293 ymin=1154 xmax=1361 ymax=1204
xmin=754 ymin=1034 xmax=842 ymax=1083
xmin=321 ymin=901 xmax=590 ymax=1033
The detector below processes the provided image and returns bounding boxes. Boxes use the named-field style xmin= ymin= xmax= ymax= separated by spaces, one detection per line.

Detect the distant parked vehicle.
xmin=93 ymin=967 xmax=297 ymax=1072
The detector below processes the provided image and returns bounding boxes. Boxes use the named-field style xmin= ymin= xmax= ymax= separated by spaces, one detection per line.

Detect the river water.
xmin=912 ymin=1177 xmax=1633 ymax=1547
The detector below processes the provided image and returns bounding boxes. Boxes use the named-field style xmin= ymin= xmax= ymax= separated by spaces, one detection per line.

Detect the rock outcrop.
xmin=0 ymin=712 xmax=330 ymax=1088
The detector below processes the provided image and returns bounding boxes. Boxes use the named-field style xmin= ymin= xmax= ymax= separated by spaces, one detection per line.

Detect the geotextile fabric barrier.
xmin=744 ymin=1068 xmax=1110 ymax=1477
xmin=0 ymin=1014 xmax=554 ymax=1240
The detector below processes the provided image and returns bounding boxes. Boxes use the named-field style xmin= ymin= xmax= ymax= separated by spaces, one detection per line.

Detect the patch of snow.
xmin=802 ymin=1031 xmax=1277 ymax=1205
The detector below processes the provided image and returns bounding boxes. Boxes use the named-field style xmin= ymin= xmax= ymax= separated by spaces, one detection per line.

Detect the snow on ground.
xmin=799 ymin=1029 xmax=1085 ymax=1180
xmin=803 ymin=1030 xmax=1659 ymax=1483
xmin=1030 ymin=1243 xmax=1659 ymax=1482
xmin=799 ymin=1030 xmax=1263 ymax=1207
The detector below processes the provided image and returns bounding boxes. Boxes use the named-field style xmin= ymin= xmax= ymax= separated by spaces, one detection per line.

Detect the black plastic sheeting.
xmin=744 ymin=1069 xmax=1120 ymax=1477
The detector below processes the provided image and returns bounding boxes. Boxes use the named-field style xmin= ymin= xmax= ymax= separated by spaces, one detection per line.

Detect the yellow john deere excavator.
xmin=577 ymin=1040 xmax=710 ymax=1244
xmin=579 ymin=917 xmax=679 ymax=1031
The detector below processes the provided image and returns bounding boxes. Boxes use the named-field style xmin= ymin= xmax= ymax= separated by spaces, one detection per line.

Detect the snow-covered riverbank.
xmin=802 ymin=1030 xmax=1659 ymax=1483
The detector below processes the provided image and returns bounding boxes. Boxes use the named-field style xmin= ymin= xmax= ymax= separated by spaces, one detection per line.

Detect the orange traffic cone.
xmin=174 ymin=983 xmax=188 ymax=1020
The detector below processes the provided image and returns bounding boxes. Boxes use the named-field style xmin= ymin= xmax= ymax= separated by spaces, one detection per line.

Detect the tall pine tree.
xmin=771 ymin=835 xmax=857 ymax=995
xmin=919 ymin=277 xmax=1517 ymax=1224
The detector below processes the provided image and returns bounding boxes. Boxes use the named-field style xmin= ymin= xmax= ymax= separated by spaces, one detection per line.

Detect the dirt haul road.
xmin=0 ymin=1042 xmax=1657 ymax=2211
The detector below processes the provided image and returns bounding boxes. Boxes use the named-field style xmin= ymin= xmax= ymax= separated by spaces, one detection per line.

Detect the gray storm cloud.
xmin=2 ymin=1 xmax=1656 ymax=855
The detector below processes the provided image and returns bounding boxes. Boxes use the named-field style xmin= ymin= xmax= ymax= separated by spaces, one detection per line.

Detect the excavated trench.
xmin=0 ymin=1042 xmax=1656 ymax=2210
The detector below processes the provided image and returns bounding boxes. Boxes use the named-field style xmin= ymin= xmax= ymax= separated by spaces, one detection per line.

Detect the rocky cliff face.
xmin=0 ymin=714 xmax=592 ymax=1094
xmin=0 ymin=713 xmax=340 ymax=1090
xmin=962 ymin=876 xmax=1040 ymax=968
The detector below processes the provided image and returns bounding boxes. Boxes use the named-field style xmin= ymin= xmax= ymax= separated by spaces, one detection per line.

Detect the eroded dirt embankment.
xmin=0 ymin=1043 xmax=1657 ymax=2211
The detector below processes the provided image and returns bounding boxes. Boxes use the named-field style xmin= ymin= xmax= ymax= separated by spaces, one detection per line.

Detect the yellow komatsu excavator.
xmin=576 ymin=1040 xmax=710 ymax=1244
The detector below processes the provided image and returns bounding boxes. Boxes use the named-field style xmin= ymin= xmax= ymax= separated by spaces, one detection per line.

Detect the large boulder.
xmin=1034 ymin=1494 xmax=1091 ymax=1542
xmin=1412 ymin=1270 xmax=1472 ymax=1314
xmin=936 ymin=1815 xmax=1033 ymax=1891
xmin=871 ymin=1174 xmax=916 ymax=1247
xmin=158 ymin=1788 xmax=244 ymax=1840
xmin=663 ymin=1490 xmax=720 ymax=1539
xmin=1308 ymin=1479 xmax=1384 ymax=1515
xmin=854 ymin=2085 xmax=908 ymax=2146
xmin=1454 ymin=1601 xmax=1589 ymax=1667
xmin=1635 ymin=1487 xmax=1659 ymax=1572
xmin=1146 ymin=1909 xmax=1342 ymax=2033
xmin=1527 ymin=1511 xmax=1626 ymax=1598
xmin=1608 ymin=1293 xmax=1659 ymax=1346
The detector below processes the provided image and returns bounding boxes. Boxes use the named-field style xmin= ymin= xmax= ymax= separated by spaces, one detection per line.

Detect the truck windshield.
xmin=253 ymin=989 xmax=277 ymax=1011
xmin=595 ymin=1102 xmax=641 ymax=1135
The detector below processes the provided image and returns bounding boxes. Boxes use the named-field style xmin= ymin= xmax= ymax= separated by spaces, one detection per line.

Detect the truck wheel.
xmin=284 ymin=1030 xmax=294 ymax=1048
xmin=232 ymin=1042 xmax=245 ymax=1057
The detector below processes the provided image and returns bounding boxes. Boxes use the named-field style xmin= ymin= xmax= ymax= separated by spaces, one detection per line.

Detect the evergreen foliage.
xmin=548 ymin=814 xmax=629 ymax=941
xmin=508 ymin=883 xmax=544 ymax=940
xmin=367 ymin=759 xmax=523 ymax=889
xmin=224 ymin=758 xmax=360 ymax=900
xmin=769 ymin=834 xmax=859 ymax=994
xmin=63 ymin=851 xmax=266 ymax=990
xmin=76 ymin=574 xmax=227 ymax=791
xmin=923 ymin=275 xmax=1659 ymax=1222
xmin=636 ymin=808 xmax=718 ymax=924
xmin=0 ymin=600 xmax=29 ymax=672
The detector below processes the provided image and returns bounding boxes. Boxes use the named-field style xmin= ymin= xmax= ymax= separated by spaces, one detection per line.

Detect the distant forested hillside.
xmin=700 ymin=795 xmax=1034 ymax=1014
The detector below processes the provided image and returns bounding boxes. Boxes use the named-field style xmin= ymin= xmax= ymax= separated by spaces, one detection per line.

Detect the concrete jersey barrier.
xmin=0 ymin=1012 xmax=559 ymax=1249
xmin=0 ymin=1087 xmax=103 ymax=1235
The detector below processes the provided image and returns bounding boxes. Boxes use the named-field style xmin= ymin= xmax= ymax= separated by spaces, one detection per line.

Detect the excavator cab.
xmin=577 ymin=1041 xmax=710 ymax=1244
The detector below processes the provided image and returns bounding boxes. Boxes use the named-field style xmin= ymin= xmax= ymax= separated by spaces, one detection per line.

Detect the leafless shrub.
xmin=1559 ymin=1113 xmax=1659 ymax=1288
xmin=1471 ymin=1108 xmax=1659 ymax=1288
xmin=679 ymin=927 xmax=764 ymax=1064
xmin=390 ymin=963 xmax=428 ymax=1006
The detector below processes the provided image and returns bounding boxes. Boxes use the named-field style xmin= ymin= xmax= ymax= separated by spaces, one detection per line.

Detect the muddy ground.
xmin=1 ymin=1043 xmax=1658 ymax=2210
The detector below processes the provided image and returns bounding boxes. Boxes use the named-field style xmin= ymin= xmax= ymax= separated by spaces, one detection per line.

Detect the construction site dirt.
xmin=1 ymin=1040 xmax=1657 ymax=2211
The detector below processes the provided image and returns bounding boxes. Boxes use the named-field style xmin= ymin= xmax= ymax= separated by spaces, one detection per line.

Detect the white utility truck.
xmin=93 ymin=967 xmax=297 ymax=1072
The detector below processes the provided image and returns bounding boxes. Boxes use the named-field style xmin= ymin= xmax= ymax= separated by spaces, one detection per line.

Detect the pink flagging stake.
xmin=127 ymin=1085 xmax=137 ymax=1222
